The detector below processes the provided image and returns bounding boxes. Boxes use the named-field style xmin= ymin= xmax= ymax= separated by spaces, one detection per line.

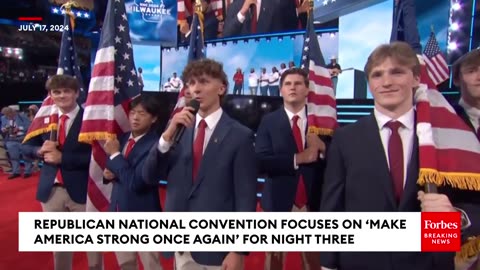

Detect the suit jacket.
xmin=451 ymin=104 xmax=480 ymax=243
xmin=320 ymin=114 xmax=453 ymax=270
xmin=255 ymin=108 xmax=326 ymax=212
xmin=106 ymin=130 xmax=161 ymax=212
xmin=143 ymin=112 xmax=257 ymax=265
xmin=223 ymin=0 xmax=297 ymax=37
xmin=390 ymin=0 xmax=422 ymax=54
xmin=24 ymin=109 xmax=92 ymax=204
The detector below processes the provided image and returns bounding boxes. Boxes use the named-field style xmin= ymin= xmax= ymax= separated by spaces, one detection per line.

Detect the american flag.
xmin=415 ymin=57 xmax=480 ymax=192
xmin=78 ymin=0 xmax=141 ymax=212
xmin=300 ymin=13 xmax=337 ymax=136
xmin=422 ymin=32 xmax=449 ymax=86
xmin=171 ymin=10 xmax=205 ymax=117
xmin=23 ymin=11 xmax=84 ymax=143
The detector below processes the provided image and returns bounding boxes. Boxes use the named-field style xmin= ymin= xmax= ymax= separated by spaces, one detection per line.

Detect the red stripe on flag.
xmin=309 ymin=71 xmax=333 ymax=88
xmin=307 ymin=92 xmax=336 ymax=108
xmin=307 ymin=115 xmax=338 ymax=130
xmin=86 ymin=142 xmax=110 ymax=212
xmin=92 ymin=62 xmax=115 ymax=77
xmin=80 ymin=120 xmax=118 ymax=133
xmin=416 ymin=102 xmax=473 ymax=132
xmin=83 ymin=92 xmax=114 ymax=106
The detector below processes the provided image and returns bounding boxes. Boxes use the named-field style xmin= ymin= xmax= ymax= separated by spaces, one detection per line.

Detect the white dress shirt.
xmin=374 ymin=108 xmax=415 ymax=186
xmin=284 ymin=106 xmax=306 ymax=169
xmin=237 ymin=0 xmax=262 ymax=23
xmin=158 ymin=108 xmax=223 ymax=153
xmin=459 ymin=98 xmax=480 ymax=131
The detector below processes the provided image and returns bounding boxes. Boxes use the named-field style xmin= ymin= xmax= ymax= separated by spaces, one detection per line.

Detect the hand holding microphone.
xmin=162 ymin=99 xmax=200 ymax=147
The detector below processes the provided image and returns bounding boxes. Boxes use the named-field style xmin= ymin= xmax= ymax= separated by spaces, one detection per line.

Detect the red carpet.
xmin=0 ymin=172 xmax=305 ymax=270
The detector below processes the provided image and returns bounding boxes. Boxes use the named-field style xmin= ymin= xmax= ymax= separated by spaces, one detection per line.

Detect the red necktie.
xmin=251 ymin=5 xmax=257 ymax=33
xmin=292 ymin=115 xmax=307 ymax=208
xmin=193 ymin=120 xmax=207 ymax=181
xmin=124 ymin=138 xmax=135 ymax=158
xmin=56 ymin=114 xmax=69 ymax=185
xmin=386 ymin=121 xmax=404 ymax=203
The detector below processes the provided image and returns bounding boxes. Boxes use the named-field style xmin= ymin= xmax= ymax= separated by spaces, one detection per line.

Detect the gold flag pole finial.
xmin=61 ymin=1 xmax=79 ymax=29
xmin=194 ymin=0 xmax=205 ymax=33
xmin=308 ymin=0 xmax=314 ymax=17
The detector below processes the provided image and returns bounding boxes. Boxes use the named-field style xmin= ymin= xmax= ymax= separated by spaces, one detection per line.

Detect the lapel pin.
xmin=214 ymin=138 xmax=218 ymax=143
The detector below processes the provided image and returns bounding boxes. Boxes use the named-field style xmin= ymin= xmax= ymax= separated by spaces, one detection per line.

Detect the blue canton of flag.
xmin=300 ymin=14 xmax=326 ymax=70
xmin=187 ymin=12 xmax=205 ymax=62
xmin=57 ymin=12 xmax=86 ymax=105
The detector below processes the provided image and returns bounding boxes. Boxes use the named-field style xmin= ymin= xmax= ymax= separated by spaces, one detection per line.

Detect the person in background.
xmin=326 ymin=56 xmax=341 ymax=95
xmin=279 ymin=63 xmax=288 ymax=76
xmin=1 ymin=106 xmax=32 ymax=179
xmin=169 ymin=72 xmax=184 ymax=92
xmin=320 ymin=42 xmax=464 ymax=270
xmin=256 ymin=68 xmax=326 ymax=270
xmin=248 ymin=68 xmax=259 ymax=95
xmin=23 ymin=74 xmax=100 ymax=270
xmin=233 ymin=68 xmax=244 ymax=95
xmin=259 ymin=68 xmax=269 ymax=96
xmin=163 ymin=78 xmax=172 ymax=92
xmin=0 ymin=107 xmax=12 ymax=173
xmin=138 ymin=67 xmax=144 ymax=91
xmin=451 ymin=48 xmax=480 ymax=270
xmin=143 ymin=58 xmax=257 ymax=270
xmin=268 ymin=67 xmax=280 ymax=96
xmin=103 ymin=94 xmax=163 ymax=270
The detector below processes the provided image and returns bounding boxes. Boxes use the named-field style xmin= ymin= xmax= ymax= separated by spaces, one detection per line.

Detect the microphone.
xmin=171 ymin=99 xmax=200 ymax=148
xmin=425 ymin=183 xmax=438 ymax=193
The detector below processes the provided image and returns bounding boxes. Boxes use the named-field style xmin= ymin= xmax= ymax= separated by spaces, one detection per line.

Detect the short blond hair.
xmin=364 ymin=42 xmax=421 ymax=78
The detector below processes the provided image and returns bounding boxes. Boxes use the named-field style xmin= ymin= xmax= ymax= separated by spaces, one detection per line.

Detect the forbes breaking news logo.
xmin=421 ymin=212 xmax=461 ymax=252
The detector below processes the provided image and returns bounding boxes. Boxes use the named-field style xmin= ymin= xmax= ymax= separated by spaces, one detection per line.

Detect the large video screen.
xmin=160 ymin=31 xmax=338 ymax=95
xmin=132 ymin=44 xmax=161 ymax=91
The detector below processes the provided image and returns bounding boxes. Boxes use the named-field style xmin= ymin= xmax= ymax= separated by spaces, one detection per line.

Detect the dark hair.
xmin=280 ymin=68 xmax=309 ymax=87
xmin=182 ymin=58 xmax=228 ymax=102
xmin=364 ymin=42 xmax=420 ymax=78
xmin=129 ymin=94 xmax=160 ymax=117
xmin=45 ymin=74 xmax=80 ymax=92
xmin=452 ymin=48 xmax=480 ymax=85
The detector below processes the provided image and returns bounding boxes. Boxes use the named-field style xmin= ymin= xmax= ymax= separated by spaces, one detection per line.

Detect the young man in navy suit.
xmin=452 ymin=49 xmax=480 ymax=138
xmin=451 ymin=49 xmax=480 ymax=270
xmin=103 ymin=95 xmax=163 ymax=270
xmin=143 ymin=58 xmax=257 ymax=270
xmin=255 ymin=68 xmax=325 ymax=270
xmin=24 ymin=75 xmax=100 ymax=270
xmin=319 ymin=42 xmax=465 ymax=270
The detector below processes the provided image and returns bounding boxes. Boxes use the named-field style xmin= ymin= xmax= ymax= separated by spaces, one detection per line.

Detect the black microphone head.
xmin=188 ymin=99 xmax=200 ymax=114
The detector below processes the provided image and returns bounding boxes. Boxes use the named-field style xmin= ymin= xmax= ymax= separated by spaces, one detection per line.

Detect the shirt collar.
xmin=196 ymin=107 xmax=223 ymax=130
xmin=459 ymin=98 xmax=480 ymax=120
xmin=374 ymin=107 xmax=415 ymax=130
xmin=284 ymin=106 xmax=307 ymax=121
xmin=58 ymin=105 xmax=80 ymax=120
xmin=129 ymin=132 xmax=147 ymax=142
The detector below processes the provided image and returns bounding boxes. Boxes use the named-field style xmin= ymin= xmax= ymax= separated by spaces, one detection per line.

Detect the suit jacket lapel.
xmin=64 ymin=109 xmax=83 ymax=146
xmin=189 ymin=113 xmax=233 ymax=197
xmin=366 ymin=114 xmax=397 ymax=208
xmin=127 ymin=131 xmax=156 ymax=166
xmin=279 ymin=109 xmax=298 ymax=152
